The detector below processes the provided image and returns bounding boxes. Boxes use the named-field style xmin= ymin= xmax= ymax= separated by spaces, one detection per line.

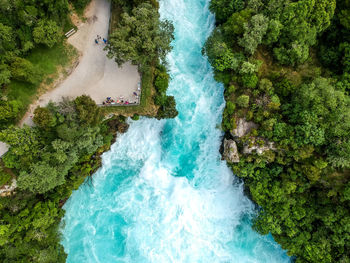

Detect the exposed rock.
xmin=0 ymin=141 xmax=9 ymax=158
xmin=243 ymin=138 xmax=276 ymax=155
xmin=223 ymin=139 xmax=240 ymax=163
xmin=0 ymin=178 xmax=17 ymax=197
xmin=231 ymin=118 xmax=258 ymax=138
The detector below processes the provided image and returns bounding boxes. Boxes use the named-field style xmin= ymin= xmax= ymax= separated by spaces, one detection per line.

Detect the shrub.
xmin=33 ymin=20 xmax=61 ymax=48
xmin=227 ymin=85 xmax=236 ymax=94
xmin=226 ymin=101 xmax=236 ymax=114
xmin=241 ymin=74 xmax=258 ymax=88
xmin=236 ymin=95 xmax=250 ymax=108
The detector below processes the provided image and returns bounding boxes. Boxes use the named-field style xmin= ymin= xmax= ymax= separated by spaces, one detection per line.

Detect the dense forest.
xmin=0 ymin=0 xmax=175 ymax=262
xmin=204 ymin=0 xmax=350 ymax=262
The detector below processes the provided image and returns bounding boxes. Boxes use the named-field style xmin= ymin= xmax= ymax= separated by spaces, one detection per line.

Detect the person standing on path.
xmin=103 ymin=38 xmax=107 ymax=44
xmin=95 ymin=39 xmax=98 ymax=44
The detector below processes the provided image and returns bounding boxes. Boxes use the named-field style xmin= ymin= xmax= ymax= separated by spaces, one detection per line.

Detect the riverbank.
xmin=0 ymin=0 xmax=177 ymax=261
xmin=207 ymin=1 xmax=350 ymax=262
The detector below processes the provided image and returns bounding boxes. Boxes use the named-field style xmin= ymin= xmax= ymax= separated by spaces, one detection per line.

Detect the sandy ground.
xmin=21 ymin=0 xmax=140 ymax=126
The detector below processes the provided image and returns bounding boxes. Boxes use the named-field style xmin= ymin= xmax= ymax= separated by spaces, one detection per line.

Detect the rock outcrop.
xmin=223 ymin=139 xmax=240 ymax=163
xmin=231 ymin=118 xmax=258 ymax=138
xmin=243 ymin=139 xmax=276 ymax=155
xmin=0 ymin=178 xmax=17 ymax=197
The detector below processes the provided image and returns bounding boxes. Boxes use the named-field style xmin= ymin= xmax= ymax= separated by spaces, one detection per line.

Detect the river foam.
xmin=60 ymin=0 xmax=290 ymax=262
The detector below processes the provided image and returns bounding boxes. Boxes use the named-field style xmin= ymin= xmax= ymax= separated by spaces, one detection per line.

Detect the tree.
xmin=10 ymin=57 xmax=41 ymax=84
xmin=74 ymin=95 xmax=102 ymax=125
xmin=33 ymin=20 xmax=61 ymax=48
xmin=106 ymin=3 xmax=174 ymax=66
xmin=239 ymin=14 xmax=269 ymax=55
xmin=209 ymin=0 xmax=245 ymax=23
xmin=223 ymin=9 xmax=252 ymax=36
xmin=156 ymin=96 xmax=178 ymax=119
xmin=0 ymin=64 xmax=11 ymax=87
xmin=17 ymin=162 xmax=63 ymax=194
xmin=0 ymin=23 xmax=14 ymax=54
xmin=236 ymin=95 xmax=250 ymax=108
xmin=204 ymin=29 xmax=245 ymax=72
xmin=0 ymin=100 xmax=21 ymax=125
xmin=33 ymin=107 xmax=57 ymax=129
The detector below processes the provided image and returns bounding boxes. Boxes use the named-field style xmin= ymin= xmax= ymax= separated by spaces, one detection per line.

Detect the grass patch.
xmin=6 ymin=42 xmax=78 ymax=119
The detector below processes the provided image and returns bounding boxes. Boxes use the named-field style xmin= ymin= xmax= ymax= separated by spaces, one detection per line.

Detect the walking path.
xmin=21 ymin=0 xmax=140 ymax=126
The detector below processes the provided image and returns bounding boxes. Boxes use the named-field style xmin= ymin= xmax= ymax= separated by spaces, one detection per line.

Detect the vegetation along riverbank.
xmin=204 ymin=0 xmax=350 ymax=262
xmin=0 ymin=0 xmax=176 ymax=261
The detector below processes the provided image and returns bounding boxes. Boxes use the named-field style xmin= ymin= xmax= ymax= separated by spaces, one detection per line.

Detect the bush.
xmin=226 ymin=101 xmax=236 ymax=114
xmin=241 ymin=74 xmax=258 ymax=88
xmin=236 ymin=95 xmax=250 ymax=108
xmin=0 ymin=167 xmax=11 ymax=186
xmin=33 ymin=20 xmax=62 ymax=48
xmin=227 ymin=85 xmax=236 ymax=94
xmin=131 ymin=114 xmax=140 ymax=120
xmin=156 ymin=96 xmax=178 ymax=119
xmin=154 ymin=71 xmax=169 ymax=93
xmin=10 ymin=57 xmax=41 ymax=84
xmin=33 ymin=107 xmax=57 ymax=129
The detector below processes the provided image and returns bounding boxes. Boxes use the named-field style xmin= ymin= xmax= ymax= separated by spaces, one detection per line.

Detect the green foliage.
xmin=0 ymin=167 xmax=11 ymax=186
xmin=207 ymin=0 xmax=350 ymax=262
xmin=154 ymin=70 xmax=169 ymax=94
xmin=107 ymin=3 xmax=174 ymax=66
xmin=236 ymin=95 xmax=249 ymax=108
xmin=239 ymin=14 xmax=269 ymax=55
xmin=226 ymin=101 xmax=236 ymax=114
xmin=74 ymin=95 xmax=102 ymax=125
xmin=241 ymin=74 xmax=258 ymax=88
xmin=156 ymin=96 xmax=178 ymax=119
xmin=10 ymin=57 xmax=41 ymax=84
xmin=33 ymin=20 xmax=62 ymax=48
xmin=0 ymin=96 xmax=117 ymax=262
xmin=0 ymin=100 xmax=22 ymax=126
xmin=223 ymin=9 xmax=252 ymax=36
xmin=33 ymin=107 xmax=57 ymax=129
xmin=71 ymin=0 xmax=91 ymax=13
xmin=209 ymin=0 xmax=245 ymax=23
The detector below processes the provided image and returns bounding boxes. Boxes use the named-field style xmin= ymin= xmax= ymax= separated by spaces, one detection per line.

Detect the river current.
xmin=61 ymin=0 xmax=290 ymax=262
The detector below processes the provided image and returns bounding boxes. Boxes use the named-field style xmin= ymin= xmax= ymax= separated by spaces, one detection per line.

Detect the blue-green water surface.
xmin=61 ymin=0 xmax=290 ymax=262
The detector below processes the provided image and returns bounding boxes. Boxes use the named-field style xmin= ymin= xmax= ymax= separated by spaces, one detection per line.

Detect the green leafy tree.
xmin=33 ymin=107 xmax=57 ymax=129
xmin=156 ymin=96 xmax=178 ymax=119
xmin=74 ymin=95 xmax=102 ymax=125
xmin=239 ymin=14 xmax=269 ymax=55
xmin=209 ymin=0 xmax=245 ymax=23
xmin=223 ymin=9 xmax=252 ymax=36
xmin=17 ymin=162 xmax=62 ymax=194
xmin=107 ymin=3 xmax=174 ymax=66
xmin=0 ymin=100 xmax=22 ymax=125
xmin=10 ymin=57 xmax=41 ymax=84
xmin=236 ymin=95 xmax=250 ymax=108
xmin=33 ymin=20 xmax=61 ymax=48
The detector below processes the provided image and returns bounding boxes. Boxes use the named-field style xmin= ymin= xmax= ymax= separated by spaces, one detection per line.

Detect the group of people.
xmin=102 ymin=97 xmax=136 ymax=106
xmin=95 ymin=34 xmax=107 ymax=44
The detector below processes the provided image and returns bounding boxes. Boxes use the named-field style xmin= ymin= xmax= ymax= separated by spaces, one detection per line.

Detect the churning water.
xmin=61 ymin=0 xmax=290 ymax=262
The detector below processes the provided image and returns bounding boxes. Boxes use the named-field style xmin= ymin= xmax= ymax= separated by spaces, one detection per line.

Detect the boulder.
xmin=0 ymin=178 xmax=17 ymax=197
xmin=223 ymin=139 xmax=240 ymax=163
xmin=231 ymin=118 xmax=258 ymax=138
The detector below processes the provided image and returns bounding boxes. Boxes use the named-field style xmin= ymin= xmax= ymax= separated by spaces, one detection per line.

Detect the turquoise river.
xmin=61 ymin=0 xmax=291 ymax=262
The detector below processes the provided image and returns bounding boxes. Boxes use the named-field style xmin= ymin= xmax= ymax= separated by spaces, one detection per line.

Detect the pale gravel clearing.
xmin=21 ymin=0 xmax=140 ymax=126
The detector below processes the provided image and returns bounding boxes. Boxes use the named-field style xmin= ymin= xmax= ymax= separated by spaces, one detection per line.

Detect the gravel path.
xmin=21 ymin=0 xmax=140 ymax=126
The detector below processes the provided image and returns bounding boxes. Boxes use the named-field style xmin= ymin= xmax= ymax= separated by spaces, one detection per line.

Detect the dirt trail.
xmin=21 ymin=0 xmax=140 ymax=126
